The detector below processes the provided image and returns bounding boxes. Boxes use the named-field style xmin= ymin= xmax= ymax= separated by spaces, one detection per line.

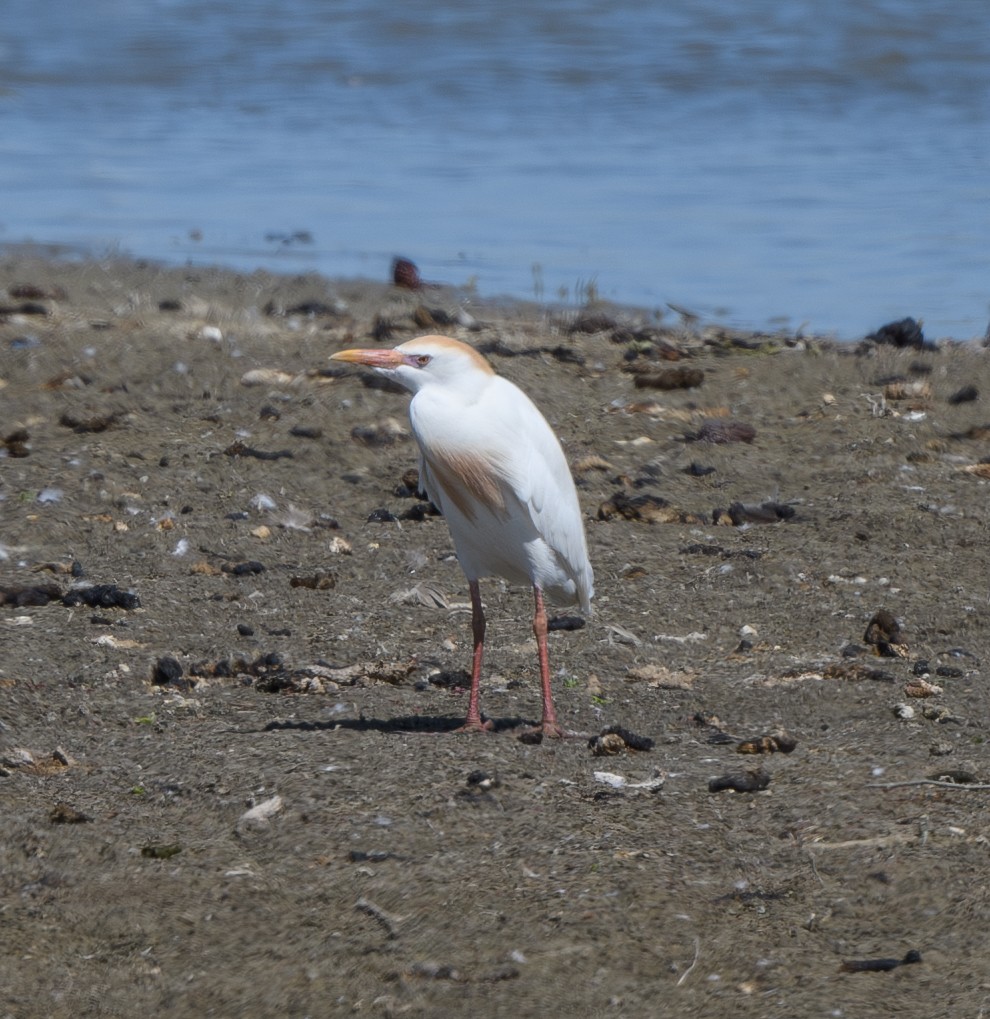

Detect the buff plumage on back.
xmin=422 ymin=447 xmax=509 ymax=522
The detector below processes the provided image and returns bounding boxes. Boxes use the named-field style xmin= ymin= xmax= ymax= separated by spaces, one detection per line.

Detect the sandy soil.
xmin=2 ymin=253 xmax=990 ymax=1018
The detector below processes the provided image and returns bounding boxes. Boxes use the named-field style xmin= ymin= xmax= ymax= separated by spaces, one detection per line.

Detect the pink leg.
xmin=456 ymin=580 xmax=492 ymax=732
xmin=533 ymin=586 xmax=564 ymax=738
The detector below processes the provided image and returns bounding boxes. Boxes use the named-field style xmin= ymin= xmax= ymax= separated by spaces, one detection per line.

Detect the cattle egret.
xmin=331 ymin=335 xmax=593 ymax=737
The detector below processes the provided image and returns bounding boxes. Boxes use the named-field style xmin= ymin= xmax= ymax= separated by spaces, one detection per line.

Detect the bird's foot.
xmin=453 ymin=716 xmax=494 ymax=734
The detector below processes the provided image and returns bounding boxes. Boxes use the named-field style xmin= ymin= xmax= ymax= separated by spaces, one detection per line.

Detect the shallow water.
xmin=1 ymin=0 xmax=988 ymax=339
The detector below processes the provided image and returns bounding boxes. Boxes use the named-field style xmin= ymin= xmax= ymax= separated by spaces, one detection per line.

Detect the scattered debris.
xmin=632 ymin=367 xmax=704 ymax=390
xmin=737 ymin=729 xmax=798 ymax=755
xmin=289 ymin=424 xmax=323 ymax=439
xmin=948 ymin=384 xmax=978 ymax=405
xmin=9 ymin=282 xmax=66 ymax=301
xmin=1 ymin=427 xmax=30 ymax=457
xmin=349 ymin=417 xmax=408 ymax=446
xmin=49 ymin=803 xmax=91 ymax=824
xmin=708 ymin=768 xmax=772 ymax=793
xmin=356 ymin=896 xmax=403 ymax=939
xmin=221 ymin=560 xmax=266 ymax=576
xmin=62 ymin=585 xmax=141 ymax=610
xmin=391 ymin=257 xmax=422 ymax=290
xmin=597 ymin=491 xmax=702 ymax=524
xmin=865 ymin=317 xmax=929 ymax=351
xmin=572 ymin=454 xmax=614 ymax=475
xmin=224 ymin=440 xmax=294 ymax=461
xmin=693 ymin=419 xmax=757 ymax=444
xmin=466 ymin=770 xmax=499 ymax=791
xmin=290 ymin=572 xmax=337 ymax=591
xmin=208 ymin=655 xmax=420 ymax=695
xmin=929 ymin=767 xmax=980 ymax=784
xmin=0 ymin=583 xmax=63 ymax=607
xmin=603 ymin=623 xmax=642 ymax=646
xmin=151 ymin=656 xmax=190 ymax=688
xmin=588 ymin=725 xmax=655 ymax=755
xmin=238 ymin=795 xmax=284 ymax=829
xmin=883 ymin=379 xmax=931 ymax=402
xmin=141 ymin=843 xmax=183 ymax=860
xmin=240 ymin=368 xmax=304 ymax=387
xmin=841 ymin=950 xmax=922 ymax=973
xmin=864 ymin=609 xmax=908 ymax=657
xmin=868 ymin=776 xmax=990 ymax=790
xmin=904 ymin=678 xmax=942 ymax=698
xmin=388 ymin=582 xmax=449 ymax=608
xmin=714 ymin=501 xmax=795 ymax=526
xmin=367 ymin=507 xmax=398 ymax=523
xmin=680 ymin=543 xmax=763 ymax=560
xmin=566 ymin=311 xmax=618 ymax=335
xmin=625 ymin=663 xmax=696 ymax=689
xmin=349 ymin=849 xmax=397 ymax=863
xmin=592 ymin=768 xmax=666 ymax=793
xmin=59 ymin=410 xmax=123 ymax=433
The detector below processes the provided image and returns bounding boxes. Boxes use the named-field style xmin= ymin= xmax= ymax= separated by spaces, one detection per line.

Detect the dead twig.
xmin=676 ymin=937 xmax=700 ymax=987
xmin=867 ymin=780 xmax=990 ymax=791
xmin=806 ymin=832 xmax=916 ymax=851
xmin=355 ymin=897 xmax=402 ymax=940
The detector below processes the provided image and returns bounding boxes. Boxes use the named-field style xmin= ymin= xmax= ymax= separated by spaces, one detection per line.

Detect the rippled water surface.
xmin=2 ymin=1 xmax=988 ymax=338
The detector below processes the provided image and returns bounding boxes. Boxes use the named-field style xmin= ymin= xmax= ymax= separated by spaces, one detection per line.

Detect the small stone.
xmin=590 ymin=732 xmax=627 ymax=756
xmin=905 ymin=678 xmax=942 ymax=698
xmin=708 ymin=768 xmax=771 ymax=793
xmin=1 ymin=748 xmax=35 ymax=768
xmin=52 ymin=746 xmax=75 ymax=766
xmin=50 ymin=803 xmax=90 ymax=824
xmin=152 ymin=656 xmax=184 ymax=686
xmin=238 ymin=794 xmax=284 ymax=829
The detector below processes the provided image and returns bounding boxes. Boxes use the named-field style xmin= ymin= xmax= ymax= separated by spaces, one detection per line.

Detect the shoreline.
xmin=4 ymin=242 xmax=984 ymax=347
xmin=1 ymin=245 xmax=981 ymax=354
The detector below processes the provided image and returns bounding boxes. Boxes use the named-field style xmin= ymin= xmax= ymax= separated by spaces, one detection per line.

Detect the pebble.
xmin=238 ymin=794 xmax=284 ymax=829
xmin=708 ymin=768 xmax=771 ymax=793
xmin=592 ymin=769 xmax=665 ymax=793
xmin=904 ymin=678 xmax=942 ymax=698
xmin=736 ymin=730 xmax=797 ymax=755
xmin=1 ymin=748 xmax=35 ymax=768
xmin=250 ymin=493 xmax=277 ymax=512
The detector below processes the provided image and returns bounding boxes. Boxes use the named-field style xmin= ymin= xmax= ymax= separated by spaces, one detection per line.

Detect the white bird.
xmin=331 ymin=334 xmax=593 ymax=737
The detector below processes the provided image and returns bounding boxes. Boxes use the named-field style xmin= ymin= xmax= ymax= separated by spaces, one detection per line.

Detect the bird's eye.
xmin=415 ymin=354 xmax=432 ymax=367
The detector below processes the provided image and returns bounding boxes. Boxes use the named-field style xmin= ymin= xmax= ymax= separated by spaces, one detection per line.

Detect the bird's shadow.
xmin=261 ymin=713 xmax=535 ymax=735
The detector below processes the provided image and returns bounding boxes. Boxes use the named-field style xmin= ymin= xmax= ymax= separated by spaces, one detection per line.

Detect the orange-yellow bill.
xmin=330 ymin=348 xmax=405 ymax=368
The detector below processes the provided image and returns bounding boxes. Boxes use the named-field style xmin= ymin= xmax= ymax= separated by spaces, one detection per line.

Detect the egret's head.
xmin=331 ymin=335 xmax=493 ymax=394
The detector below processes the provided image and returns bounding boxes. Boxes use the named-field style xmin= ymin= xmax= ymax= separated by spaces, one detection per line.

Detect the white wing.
xmin=410 ymin=375 xmax=593 ymax=611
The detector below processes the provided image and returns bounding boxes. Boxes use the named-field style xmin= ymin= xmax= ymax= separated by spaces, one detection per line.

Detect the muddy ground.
xmin=2 ymin=253 xmax=990 ymax=1017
